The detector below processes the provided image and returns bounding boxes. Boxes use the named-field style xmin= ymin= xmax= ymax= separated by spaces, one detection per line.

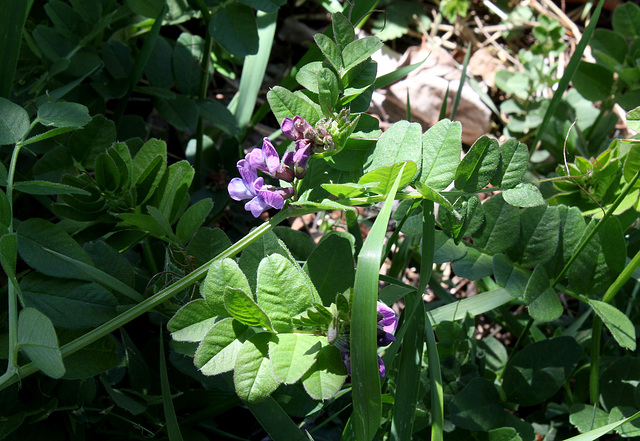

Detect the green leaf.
xmin=245 ymin=397 xmax=308 ymax=441
xmin=107 ymin=142 xmax=132 ymax=191
xmin=194 ymin=318 xmax=248 ymax=376
xmin=155 ymin=95 xmax=199 ymax=130
xmin=0 ymin=233 xmax=18 ymax=289
xmin=266 ymin=86 xmax=321 ymax=126
xmin=342 ymin=36 xmax=383 ymax=72
xmin=0 ymin=0 xmax=30 ymax=99
xmin=209 ymin=3 xmax=259 ymax=58
xmin=117 ymin=213 xmax=169 ymax=238
xmin=61 ymin=332 xmax=118 ymax=379
xmin=68 ymin=115 xmax=116 ymax=167
xmin=272 ymin=227 xmax=316 ymax=261
xmin=601 ymin=357 xmax=640 ymax=410
xmin=508 ymin=205 xmax=560 ymax=266
xmin=414 ymin=182 xmax=455 ymax=212
xmin=13 ymin=180 xmax=90 ymax=196
xmin=321 ymin=182 xmax=377 ymax=199
xmin=225 ymin=287 xmax=274 ymax=331
xmin=502 ymin=183 xmax=544 ymax=207
xmin=168 ymin=299 xmax=217 ymax=342
xmin=433 ymin=229 xmax=467 ymax=264
xmin=474 ymin=194 xmax=520 ymax=254
xmin=94 ymin=153 xmax=120 ymax=192
xmin=0 ymin=97 xmax=30 ymax=145
xmin=234 ymin=333 xmax=279 ymax=402
xmin=570 ymin=404 xmax=610 ymax=434
xmin=491 ymin=138 xmax=528 ymax=189
xmin=359 ymin=161 xmax=417 ymax=195
xmin=314 ymin=34 xmax=343 ymax=72
xmin=256 ymin=254 xmax=317 ymax=333
xmin=454 ymin=136 xmax=500 ymax=192
xmin=524 ymin=265 xmax=562 ymax=322
xmin=150 ymin=160 xmax=194 ymax=223
xmin=589 ymin=300 xmax=636 ymax=350
xmin=564 ymin=411 xmax=640 ymax=441
xmin=609 ymin=407 xmax=640 ymax=437
xmin=301 ymin=345 xmax=348 ymax=400
xmin=176 ymin=199 xmax=213 ymax=245
xmin=37 ymin=102 xmax=91 ymax=128
xmin=317 ymin=67 xmax=339 ymax=112
xmin=364 ymin=121 xmax=423 ymax=175
xmin=296 ymin=62 xmax=323 ymax=94
xmin=303 ymin=233 xmax=355 ymax=306
xmin=237 ymin=0 xmax=285 ymax=12
xmin=17 ymin=307 xmax=65 ymax=378
xmin=572 ymin=61 xmax=613 ymax=102
xmin=419 ymin=119 xmax=462 ymax=191
xmin=187 ymin=227 xmax=232 ymax=266
xmin=268 ymin=334 xmax=324 ymax=384
xmin=332 ymin=12 xmax=355 ymax=50
xmin=493 ymin=254 xmax=530 ymax=298
xmin=627 ymin=107 xmax=640 ymax=133
xmin=197 ymin=99 xmax=240 ymax=135
xmin=623 ymin=141 xmax=640 ymax=182
xmin=449 ymin=378 xmax=504 ymax=431
xmin=21 ymin=273 xmax=118 ymax=329
xmin=238 ymin=230 xmax=288 ymax=292
xmin=451 ymin=247 xmax=493 ymax=280
xmin=17 ymin=218 xmax=93 ymax=280
xmin=502 ymin=336 xmax=583 ymax=406
xmin=612 ymin=2 xmax=640 ymax=38
xmin=126 ymin=0 xmax=165 ymax=18
xmin=172 ymin=32 xmax=204 ymax=97
xmin=201 ymin=258 xmax=252 ymax=317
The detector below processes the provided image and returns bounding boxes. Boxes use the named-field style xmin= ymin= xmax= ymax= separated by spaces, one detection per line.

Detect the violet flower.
xmin=376 ymin=301 xmax=398 ymax=347
xmin=282 ymin=140 xmax=311 ymax=178
xmin=227 ymin=160 xmax=292 ymax=217
xmin=246 ymin=138 xmax=294 ymax=182
xmin=334 ymin=301 xmax=398 ymax=378
xmin=282 ymin=116 xmax=315 ymax=141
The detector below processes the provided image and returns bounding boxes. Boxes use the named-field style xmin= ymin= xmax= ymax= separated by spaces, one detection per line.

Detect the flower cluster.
xmin=228 ymin=116 xmax=320 ymax=217
xmin=336 ymin=301 xmax=398 ymax=377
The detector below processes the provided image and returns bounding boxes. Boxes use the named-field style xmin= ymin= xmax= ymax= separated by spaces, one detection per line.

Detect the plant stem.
xmin=0 ymin=207 xmax=294 ymax=391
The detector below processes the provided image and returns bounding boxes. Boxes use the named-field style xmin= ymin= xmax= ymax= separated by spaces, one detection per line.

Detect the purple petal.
xmin=378 ymin=356 xmax=386 ymax=377
xmin=377 ymin=331 xmax=396 ymax=347
xmin=293 ymin=143 xmax=311 ymax=169
xmin=228 ymin=177 xmax=254 ymax=201
xmin=281 ymin=117 xmax=298 ymax=139
xmin=261 ymin=138 xmax=281 ymax=176
xmin=293 ymin=116 xmax=313 ymax=137
xmin=282 ymin=150 xmax=295 ymax=167
xmin=237 ymin=159 xmax=258 ymax=185
xmin=246 ymin=149 xmax=267 ymax=173
xmin=258 ymin=188 xmax=285 ymax=209
xmin=377 ymin=301 xmax=398 ymax=334
xmin=245 ymin=196 xmax=270 ymax=217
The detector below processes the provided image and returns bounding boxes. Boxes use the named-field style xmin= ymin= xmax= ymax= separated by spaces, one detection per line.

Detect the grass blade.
xmin=230 ymin=10 xmax=278 ymax=132
xmin=427 ymin=288 xmax=513 ymax=324
xmin=425 ymin=312 xmax=444 ymax=441
xmin=390 ymin=200 xmax=433 ymax=440
xmin=159 ymin=329 xmax=184 ymax=441
xmin=0 ymin=0 xmax=32 ymax=98
xmin=561 ymin=409 xmax=640 ymax=441
xmin=531 ymin=0 xmax=605 ymax=154
xmin=246 ymin=397 xmax=307 ymax=441
xmin=450 ymin=43 xmax=471 ymax=121
xmin=351 ymin=163 xmax=408 ymax=441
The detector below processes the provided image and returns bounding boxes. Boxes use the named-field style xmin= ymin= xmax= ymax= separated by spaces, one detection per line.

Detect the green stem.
xmin=0 ymin=208 xmax=294 ymax=391
xmin=552 ymin=169 xmax=640 ymax=287
xmin=589 ymin=247 xmax=640 ymax=404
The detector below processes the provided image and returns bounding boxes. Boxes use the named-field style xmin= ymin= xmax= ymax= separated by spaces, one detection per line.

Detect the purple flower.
xmin=281 ymin=116 xmax=314 ymax=141
xmin=376 ymin=302 xmax=397 ymax=347
xmin=340 ymin=350 xmax=387 ymax=377
xmin=282 ymin=139 xmax=312 ymax=178
xmin=246 ymin=138 xmax=294 ymax=182
xmin=227 ymin=160 xmax=292 ymax=217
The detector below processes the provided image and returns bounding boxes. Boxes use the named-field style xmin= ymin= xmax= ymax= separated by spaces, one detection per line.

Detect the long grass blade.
xmin=246 ymin=397 xmax=307 ymax=441
xmin=390 ymin=200 xmax=433 ymax=440
xmin=425 ymin=312 xmax=444 ymax=441
xmin=427 ymin=288 xmax=513 ymax=324
xmin=450 ymin=43 xmax=471 ymax=121
xmin=530 ymin=0 xmax=605 ymax=154
xmin=229 ymin=10 xmax=278 ymax=133
xmin=0 ymin=0 xmax=32 ymax=98
xmin=351 ymin=163 xmax=408 ymax=441
xmin=159 ymin=329 xmax=184 ymax=441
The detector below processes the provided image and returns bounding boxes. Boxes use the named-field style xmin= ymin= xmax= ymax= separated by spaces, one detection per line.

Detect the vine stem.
xmin=1 ymin=119 xmax=38 ymax=384
xmin=0 ymin=206 xmax=299 ymax=391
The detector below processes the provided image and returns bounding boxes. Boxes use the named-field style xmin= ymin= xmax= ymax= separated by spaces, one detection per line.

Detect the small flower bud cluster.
xmin=228 ymin=116 xmax=317 ymax=217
